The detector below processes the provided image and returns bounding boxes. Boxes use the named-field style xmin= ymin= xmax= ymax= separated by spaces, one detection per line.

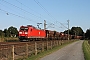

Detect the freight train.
xmin=19 ymin=25 xmax=82 ymax=41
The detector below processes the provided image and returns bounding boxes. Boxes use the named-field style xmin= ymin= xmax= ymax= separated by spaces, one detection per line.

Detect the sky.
xmin=0 ymin=0 xmax=90 ymax=32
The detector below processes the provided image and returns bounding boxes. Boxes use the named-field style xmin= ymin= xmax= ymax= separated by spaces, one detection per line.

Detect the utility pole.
xmin=67 ymin=20 xmax=69 ymax=40
xmin=44 ymin=20 xmax=46 ymax=30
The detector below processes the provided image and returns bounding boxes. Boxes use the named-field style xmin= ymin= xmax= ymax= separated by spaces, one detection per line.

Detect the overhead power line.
xmin=0 ymin=8 xmax=37 ymax=23
xmin=34 ymin=0 xmax=68 ymax=30
xmin=34 ymin=0 xmax=60 ymax=29
xmin=56 ymin=21 xmax=68 ymax=29
xmin=0 ymin=2 xmax=22 ymax=16
xmin=34 ymin=0 xmax=54 ymax=20
xmin=1 ymin=0 xmax=43 ymax=20
xmin=15 ymin=0 xmax=43 ymax=18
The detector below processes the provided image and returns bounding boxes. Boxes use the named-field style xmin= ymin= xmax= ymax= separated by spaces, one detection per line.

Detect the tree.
xmin=3 ymin=29 xmax=9 ymax=37
xmin=64 ymin=27 xmax=84 ymax=36
xmin=85 ymin=29 xmax=90 ymax=39
xmin=8 ymin=26 xmax=18 ymax=37
xmin=0 ymin=30 xmax=4 ymax=37
xmin=71 ymin=27 xmax=84 ymax=36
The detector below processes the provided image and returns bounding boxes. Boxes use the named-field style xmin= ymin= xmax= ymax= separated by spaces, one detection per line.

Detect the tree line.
xmin=0 ymin=26 xmax=90 ymax=40
xmin=64 ymin=27 xmax=90 ymax=40
xmin=64 ymin=27 xmax=84 ymax=39
xmin=0 ymin=26 xmax=18 ymax=38
xmin=64 ymin=27 xmax=84 ymax=36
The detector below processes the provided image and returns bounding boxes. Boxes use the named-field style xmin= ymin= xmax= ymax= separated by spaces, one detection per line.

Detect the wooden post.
xmin=12 ymin=45 xmax=14 ymax=60
xmin=51 ymin=41 xmax=52 ymax=49
xmin=58 ymin=40 xmax=60 ymax=45
xmin=53 ymin=40 xmax=55 ymax=47
xmin=46 ymin=40 xmax=48 ymax=50
xmin=54 ymin=40 xmax=56 ymax=46
xmin=42 ymin=41 xmax=44 ymax=52
xmin=61 ymin=40 xmax=63 ymax=45
xmin=26 ymin=43 xmax=28 ymax=57
xmin=57 ymin=40 xmax=58 ymax=46
xmin=59 ymin=40 xmax=60 ymax=45
xmin=35 ymin=42 xmax=37 ymax=55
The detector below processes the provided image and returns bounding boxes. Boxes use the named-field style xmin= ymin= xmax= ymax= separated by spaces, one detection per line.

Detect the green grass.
xmin=83 ymin=40 xmax=90 ymax=60
xmin=0 ymin=37 xmax=19 ymax=42
xmin=25 ymin=40 xmax=77 ymax=60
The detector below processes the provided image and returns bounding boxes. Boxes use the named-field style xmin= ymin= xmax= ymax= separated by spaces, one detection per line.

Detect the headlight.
xmin=19 ymin=32 xmax=22 ymax=34
xmin=25 ymin=32 xmax=28 ymax=34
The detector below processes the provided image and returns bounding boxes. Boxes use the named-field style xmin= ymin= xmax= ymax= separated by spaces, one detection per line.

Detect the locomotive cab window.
xmin=20 ymin=27 xmax=28 ymax=31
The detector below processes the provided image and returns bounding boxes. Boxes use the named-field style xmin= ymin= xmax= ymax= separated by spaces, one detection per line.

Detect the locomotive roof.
xmin=27 ymin=25 xmax=36 ymax=28
xmin=20 ymin=25 xmax=45 ymax=30
xmin=21 ymin=25 xmax=36 ymax=28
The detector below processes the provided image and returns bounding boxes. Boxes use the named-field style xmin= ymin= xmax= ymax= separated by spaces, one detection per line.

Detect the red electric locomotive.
xmin=19 ymin=25 xmax=46 ymax=41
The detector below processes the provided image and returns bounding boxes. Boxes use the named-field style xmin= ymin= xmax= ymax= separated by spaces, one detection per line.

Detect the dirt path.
xmin=40 ymin=40 xmax=85 ymax=60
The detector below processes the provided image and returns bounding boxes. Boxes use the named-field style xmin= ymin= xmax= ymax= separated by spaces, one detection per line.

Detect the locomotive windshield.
xmin=20 ymin=27 xmax=28 ymax=31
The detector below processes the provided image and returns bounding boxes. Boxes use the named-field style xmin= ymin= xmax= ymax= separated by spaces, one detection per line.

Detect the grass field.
xmin=0 ymin=37 xmax=19 ymax=42
xmin=83 ymin=40 xmax=90 ymax=60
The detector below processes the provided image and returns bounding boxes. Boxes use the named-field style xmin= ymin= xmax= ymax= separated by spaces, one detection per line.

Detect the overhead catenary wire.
xmin=1 ymin=0 xmax=43 ymax=20
xmin=15 ymin=0 xmax=44 ymax=19
xmin=33 ymin=0 xmax=53 ymax=20
xmin=0 ymin=0 xmax=47 ymax=28
xmin=56 ymin=21 xmax=68 ymax=29
xmin=34 ymin=0 xmax=60 ymax=29
xmin=0 ymin=8 xmax=37 ymax=23
xmin=0 ymin=0 xmax=37 ymax=23
xmin=34 ymin=0 xmax=68 ymax=30
xmin=0 ymin=2 xmax=23 ymax=17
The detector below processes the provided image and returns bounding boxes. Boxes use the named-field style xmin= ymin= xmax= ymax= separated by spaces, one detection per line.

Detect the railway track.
xmin=0 ymin=41 xmax=36 ymax=48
